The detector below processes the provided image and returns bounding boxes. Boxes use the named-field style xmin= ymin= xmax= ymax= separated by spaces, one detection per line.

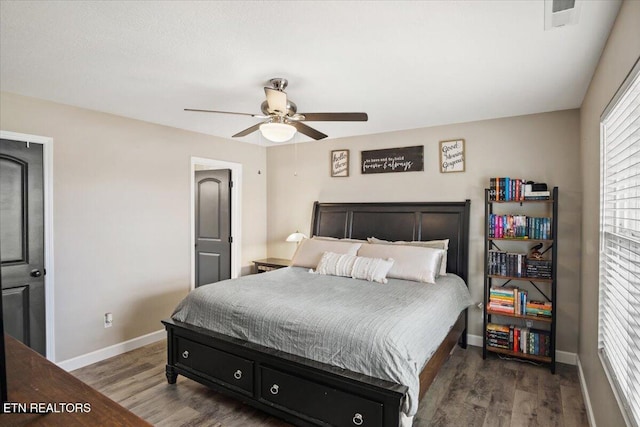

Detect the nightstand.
xmin=253 ymin=258 xmax=292 ymax=273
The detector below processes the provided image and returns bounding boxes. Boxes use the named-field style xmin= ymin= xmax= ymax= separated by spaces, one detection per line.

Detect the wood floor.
xmin=71 ymin=341 xmax=589 ymax=427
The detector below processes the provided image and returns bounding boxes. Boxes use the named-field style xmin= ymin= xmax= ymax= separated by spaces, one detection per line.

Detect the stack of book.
xmin=486 ymin=323 xmax=551 ymax=356
xmin=488 ymin=214 xmax=552 ymax=239
xmin=489 ymin=287 xmax=528 ymax=314
xmin=526 ymin=300 xmax=552 ymax=318
xmin=526 ymin=258 xmax=552 ymax=279
xmin=486 ymin=323 xmax=511 ymax=349
xmin=523 ymin=183 xmax=551 ymax=200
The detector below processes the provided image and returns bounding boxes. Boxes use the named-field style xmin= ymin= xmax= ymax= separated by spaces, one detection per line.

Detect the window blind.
xmin=600 ymin=59 xmax=640 ymax=427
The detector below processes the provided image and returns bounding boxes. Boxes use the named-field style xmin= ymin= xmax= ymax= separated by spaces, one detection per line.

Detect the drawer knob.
xmin=270 ymin=384 xmax=279 ymax=395
xmin=353 ymin=413 xmax=363 ymax=426
xmin=233 ymin=370 xmax=242 ymax=380
xmin=182 ymin=350 xmax=189 ymax=359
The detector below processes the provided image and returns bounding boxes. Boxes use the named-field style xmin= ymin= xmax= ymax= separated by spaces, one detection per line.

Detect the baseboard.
xmin=57 ymin=329 xmax=165 ymax=372
xmin=556 ymin=350 xmax=578 ymax=365
xmin=468 ymin=333 xmax=484 ymax=348
xmin=577 ymin=356 xmax=597 ymax=427
xmin=467 ymin=334 xmax=577 ymax=366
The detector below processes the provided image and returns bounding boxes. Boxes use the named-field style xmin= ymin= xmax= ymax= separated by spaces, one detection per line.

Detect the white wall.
xmin=579 ymin=1 xmax=640 ymax=426
xmin=266 ymin=109 xmax=582 ymax=353
xmin=0 ymin=91 xmax=267 ymax=361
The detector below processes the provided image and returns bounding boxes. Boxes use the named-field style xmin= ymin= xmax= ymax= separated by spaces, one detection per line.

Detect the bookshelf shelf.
xmin=483 ymin=183 xmax=558 ymax=374
xmin=488 ymin=274 xmax=553 ymax=283
xmin=486 ymin=309 xmax=553 ymax=323
xmin=485 ymin=346 xmax=552 ymax=363
xmin=489 ymin=199 xmax=554 ymax=204
xmin=488 ymin=238 xmax=554 ymax=243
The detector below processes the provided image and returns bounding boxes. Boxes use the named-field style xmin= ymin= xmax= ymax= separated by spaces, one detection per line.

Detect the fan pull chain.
xmin=293 ymin=134 xmax=298 ymax=177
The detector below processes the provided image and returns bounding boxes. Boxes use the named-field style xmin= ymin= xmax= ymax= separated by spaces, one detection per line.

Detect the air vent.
xmin=544 ymin=0 xmax=582 ymax=30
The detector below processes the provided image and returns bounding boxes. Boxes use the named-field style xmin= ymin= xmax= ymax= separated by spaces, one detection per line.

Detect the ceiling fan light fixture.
xmin=259 ymin=122 xmax=296 ymax=142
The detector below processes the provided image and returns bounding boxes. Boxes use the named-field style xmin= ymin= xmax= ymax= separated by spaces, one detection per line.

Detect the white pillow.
xmin=315 ymin=252 xmax=394 ymax=284
xmin=367 ymin=237 xmax=449 ymax=276
xmin=291 ymin=239 xmax=362 ymax=269
xmin=357 ymin=243 xmax=444 ymax=284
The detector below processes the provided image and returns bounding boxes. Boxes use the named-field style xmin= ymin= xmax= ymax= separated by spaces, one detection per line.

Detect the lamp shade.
xmin=259 ymin=122 xmax=297 ymax=143
xmin=286 ymin=232 xmax=307 ymax=243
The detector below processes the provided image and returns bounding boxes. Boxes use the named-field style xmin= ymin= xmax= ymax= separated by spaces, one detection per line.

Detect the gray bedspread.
xmin=171 ymin=267 xmax=471 ymax=416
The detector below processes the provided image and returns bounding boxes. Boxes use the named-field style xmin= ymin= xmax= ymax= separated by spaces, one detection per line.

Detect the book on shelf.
xmin=526 ymin=258 xmax=552 ymax=279
xmin=488 ymin=251 xmax=528 ymax=277
xmin=525 ymin=300 xmax=552 ymax=318
xmin=489 ymin=287 xmax=536 ymax=316
xmin=489 ymin=177 xmax=527 ymax=202
xmin=486 ymin=323 xmax=551 ymax=356
xmin=524 ymin=193 xmax=550 ymax=200
xmin=524 ymin=183 xmax=550 ymax=200
xmin=489 ymin=178 xmax=551 ymax=201
xmin=488 ymin=214 xmax=551 ymax=239
xmin=488 ymin=251 xmax=553 ymax=279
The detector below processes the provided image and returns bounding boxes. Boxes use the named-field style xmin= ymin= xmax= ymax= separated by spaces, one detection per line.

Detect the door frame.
xmin=190 ymin=157 xmax=242 ymax=290
xmin=0 ymin=130 xmax=55 ymax=362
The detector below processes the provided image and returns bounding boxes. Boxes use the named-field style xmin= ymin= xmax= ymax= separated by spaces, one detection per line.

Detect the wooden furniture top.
xmin=252 ymin=258 xmax=292 ymax=268
xmin=2 ymin=334 xmax=151 ymax=426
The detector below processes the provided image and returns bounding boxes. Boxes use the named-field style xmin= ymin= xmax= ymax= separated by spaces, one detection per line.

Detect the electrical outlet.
xmin=104 ymin=312 xmax=113 ymax=328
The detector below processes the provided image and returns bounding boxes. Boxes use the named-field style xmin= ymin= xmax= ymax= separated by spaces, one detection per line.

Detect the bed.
xmin=162 ymin=200 xmax=471 ymax=427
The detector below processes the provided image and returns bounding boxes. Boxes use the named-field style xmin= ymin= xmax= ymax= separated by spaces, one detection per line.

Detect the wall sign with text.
xmin=331 ymin=149 xmax=349 ymax=177
xmin=361 ymin=145 xmax=424 ymax=174
xmin=439 ymin=139 xmax=465 ymax=173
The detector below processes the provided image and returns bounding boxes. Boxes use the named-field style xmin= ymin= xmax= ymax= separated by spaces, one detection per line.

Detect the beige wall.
xmin=0 ymin=91 xmax=267 ymax=361
xmin=579 ymin=1 xmax=640 ymax=426
xmin=266 ymin=109 xmax=582 ymax=352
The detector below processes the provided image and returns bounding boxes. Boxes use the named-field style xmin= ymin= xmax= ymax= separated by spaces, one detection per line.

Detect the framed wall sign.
xmin=331 ymin=149 xmax=349 ymax=177
xmin=361 ymin=145 xmax=424 ymax=174
xmin=439 ymin=139 xmax=465 ymax=173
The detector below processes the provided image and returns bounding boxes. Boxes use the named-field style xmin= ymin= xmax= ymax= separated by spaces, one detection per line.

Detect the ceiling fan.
xmin=185 ymin=78 xmax=368 ymax=142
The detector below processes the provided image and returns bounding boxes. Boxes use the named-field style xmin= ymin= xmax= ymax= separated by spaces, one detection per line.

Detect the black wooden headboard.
xmin=310 ymin=201 xmax=471 ymax=283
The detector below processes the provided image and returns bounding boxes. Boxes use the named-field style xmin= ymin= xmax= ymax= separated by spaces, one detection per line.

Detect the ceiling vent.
xmin=544 ymin=0 xmax=582 ymax=30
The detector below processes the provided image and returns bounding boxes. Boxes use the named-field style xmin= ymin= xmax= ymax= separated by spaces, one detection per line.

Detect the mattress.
xmin=171 ymin=266 xmax=472 ymax=416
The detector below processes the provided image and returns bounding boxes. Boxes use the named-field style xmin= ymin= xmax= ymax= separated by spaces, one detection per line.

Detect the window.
xmin=600 ymin=58 xmax=640 ymax=427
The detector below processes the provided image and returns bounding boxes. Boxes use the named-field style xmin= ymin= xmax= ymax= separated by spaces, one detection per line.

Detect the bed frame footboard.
xmin=163 ymin=318 xmax=408 ymax=427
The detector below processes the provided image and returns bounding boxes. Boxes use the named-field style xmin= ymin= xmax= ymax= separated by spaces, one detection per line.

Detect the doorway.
xmin=0 ymin=131 xmax=54 ymax=361
xmin=190 ymin=157 xmax=242 ymax=289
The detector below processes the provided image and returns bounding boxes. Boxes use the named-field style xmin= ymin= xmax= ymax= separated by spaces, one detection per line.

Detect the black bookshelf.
xmin=482 ymin=186 xmax=558 ymax=373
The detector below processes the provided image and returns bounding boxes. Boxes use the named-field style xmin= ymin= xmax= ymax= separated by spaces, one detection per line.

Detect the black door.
xmin=0 ymin=139 xmax=46 ymax=356
xmin=195 ymin=169 xmax=231 ymax=287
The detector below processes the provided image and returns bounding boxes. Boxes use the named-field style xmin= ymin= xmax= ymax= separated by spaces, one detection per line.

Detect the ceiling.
xmin=0 ymin=1 xmax=621 ymax=145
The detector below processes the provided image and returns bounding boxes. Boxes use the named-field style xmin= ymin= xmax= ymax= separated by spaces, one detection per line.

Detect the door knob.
xmin=30 ymin=269 xmax=42 ymax=278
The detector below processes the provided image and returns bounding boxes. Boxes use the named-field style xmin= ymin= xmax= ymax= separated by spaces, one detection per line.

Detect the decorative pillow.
xmin=367 ymin=237 xmax=450 ymax=276
xmin=291 ymin=239 xmax=362 ymax=269
xmin=315 ymin=252 xmax=394 ymax=284
xmin=357 ymin=243 xmax=445 ymax=284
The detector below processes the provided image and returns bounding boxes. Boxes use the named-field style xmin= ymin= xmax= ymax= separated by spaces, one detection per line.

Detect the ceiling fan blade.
xmin=298 ymin=112 xmax=368 ymax=122
xmin=290 ymin=121 xmax=328 ymax=140
xmin=232 ymin=123 xmax=263 ymax=138
xmin=184 ymin=108 xmax=266 ymax=118
xmin=264 ymin=87 xmax=288 ymax=114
